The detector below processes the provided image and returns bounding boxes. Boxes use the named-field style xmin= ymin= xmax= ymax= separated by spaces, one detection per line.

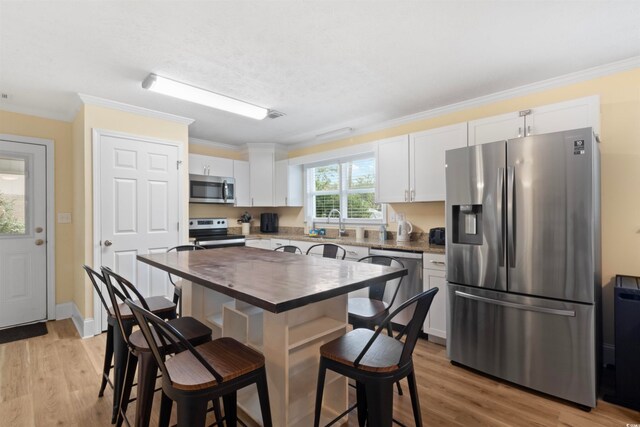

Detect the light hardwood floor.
xmin=0 ymin=319 xmax=638 ymax=426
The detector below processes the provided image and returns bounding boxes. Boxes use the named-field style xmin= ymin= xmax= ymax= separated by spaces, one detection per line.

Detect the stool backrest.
xmin=82 ymin=265 xmax=111 ymax=314
xmin=167 ymin=245 xmax=205 ymax=285
xmin=357 ymin=255 xmax=404 ymax=306
xmin=353 ymin=288 xmax=438 ymax=369
xmin=101 ymin=267 xmax=150 ymax=346
xmin=125 ymin=299 xmax=224 ymax=384
xmin=306 ymin=243 xmax=346 ymax=260
xmin=273 ymin=245 xmax=302 ymax=254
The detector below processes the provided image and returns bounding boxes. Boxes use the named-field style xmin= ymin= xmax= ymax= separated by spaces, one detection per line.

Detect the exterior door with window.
xmin=97 ymin=133 xmax=180 ymax=331
xmin=0 ymin=141 xmax=47 ymax=328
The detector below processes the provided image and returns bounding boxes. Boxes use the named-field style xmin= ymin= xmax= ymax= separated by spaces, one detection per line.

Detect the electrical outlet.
xmin=389 ymin=211 xmax=396 ymax=222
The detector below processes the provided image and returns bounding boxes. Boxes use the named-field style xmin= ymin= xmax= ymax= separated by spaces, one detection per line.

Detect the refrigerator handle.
xmin=454 ymin=291 xmax=576 ymax=317
xmin=497 ymin=167 xmax=505 ymax=267
xmin=507 ymin=166 xmax=515 ymax=268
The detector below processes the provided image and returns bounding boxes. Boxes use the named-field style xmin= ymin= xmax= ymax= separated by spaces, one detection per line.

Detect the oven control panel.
xmin=189 ymin=218 xmax=228 ymax=230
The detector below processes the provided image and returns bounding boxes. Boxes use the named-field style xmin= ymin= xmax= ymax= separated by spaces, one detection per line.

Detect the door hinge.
xmin=177 ymin=160 xmax=183 ymax=170
xmin=518 ymin=109 xmax=532 ymax=117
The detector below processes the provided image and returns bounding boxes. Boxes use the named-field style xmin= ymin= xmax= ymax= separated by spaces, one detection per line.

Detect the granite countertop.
xmin=244 ymin=232 xmax=446 ymax=254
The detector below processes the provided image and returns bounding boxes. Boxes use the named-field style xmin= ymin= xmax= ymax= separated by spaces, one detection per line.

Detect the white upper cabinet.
xmin=248 ymin=149 xmax=275 ymax=207
xmin=376 ymin=135 xmax=410 ymax=203
xmin=274 ymin=160 xmax=303 ymax=207
xmin=233 ymin=160 xmax=251 ymax=207
xmin=376 ymin=124 xmax=466 ymax=203
xmin=468 ymin=111 xmax=523 ymax=145
xmin=469 ymin=95 xmax=600 ymax=145
xmin=188 ymin=153 xmax=234 ymax=176
xmin=526 ymin=95 xmax=600 ymax=137
xmin=410 ymin=123 xmax=467 ymax=201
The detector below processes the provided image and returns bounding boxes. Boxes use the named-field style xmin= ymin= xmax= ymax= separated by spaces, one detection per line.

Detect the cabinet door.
xmin=376 ymin=135 xmax=410 ymax=203
xmin=246 ymin=239 xmax=271 ymax=250
xmin=189 ymin=154 xmax=233 ymax=176
xmin=274 ymin=160 xmax=288 ymax=206
xmin=468 ymin=112 xmax=523 ymax=145
xmin=410 ymin=123 xmax=467 ymax=202
xmin=249 ymin=151 xmax=274 ymax=206
xmin=526 ymin=95 xmax=600 ymax=137
xmin=233 ymin=160 xmax=251 ymax=207
xmin=423 ymin=267 xmax=447 ymax=339
xmin=287 ymin=164 xmax=304 ymax=206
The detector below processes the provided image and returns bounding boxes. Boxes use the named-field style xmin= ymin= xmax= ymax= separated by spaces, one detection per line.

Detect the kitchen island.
xmin=138 ymin=246 xmax=406 ymax=426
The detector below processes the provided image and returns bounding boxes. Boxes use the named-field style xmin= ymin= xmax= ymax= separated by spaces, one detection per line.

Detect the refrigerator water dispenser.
xmin=452 ymin=204 xmax=483 ymax=245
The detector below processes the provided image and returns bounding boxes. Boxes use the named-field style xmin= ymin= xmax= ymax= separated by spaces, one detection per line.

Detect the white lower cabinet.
xmin=245 ymin=238 xmax=271 ymax=250
xmin=270 ymin=238 xmax=290 ymax=250
xmin=423 ymin=253 xmax=447 ymax=341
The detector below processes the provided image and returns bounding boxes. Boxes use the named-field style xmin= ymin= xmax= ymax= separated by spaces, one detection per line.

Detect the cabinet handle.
xmin=410 ymin=189 xmax=415 ymax=202
xmin=404 ymin=190 xmax=409 ymax=202
xmin=348 ymin=250 xmax=357 ymax=255
xmin=275 ymin=243 xmax=282 ymax=246
xmin=527 ymin=125 xmax=531 ymax=136
xmin=285 ymin=196 xmax=288 ymax=206
xmin=429 ymin=260 xmax=445 ymax=265
xmin=252 ymin=198 xmax=254 ymax=206
xmin=518 ymin=127 xmax=522 ymax=138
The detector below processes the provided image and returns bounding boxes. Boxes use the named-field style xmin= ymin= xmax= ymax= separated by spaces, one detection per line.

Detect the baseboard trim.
xmin=68 ymin=302 xmax=96 ymax=339
xmin=603 ymin=343 xmax=615 ymax=367
xmin=55 ymin=302 xmax=72 ymax=320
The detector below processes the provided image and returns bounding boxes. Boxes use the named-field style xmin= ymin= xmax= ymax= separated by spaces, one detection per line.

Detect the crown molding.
xmin=287 ymin=55 xmax=640 ymax=151
xmin=188 ymin=137 xmax=243 ymax=151
xmin=0 ymin=102 xmax=73 ymax=123
xmin=78 ymin=93 xmax=195 ymax=125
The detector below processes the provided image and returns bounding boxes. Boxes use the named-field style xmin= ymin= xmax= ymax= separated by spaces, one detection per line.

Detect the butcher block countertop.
xmin=138 ymin=246 xmax=406 ymax=313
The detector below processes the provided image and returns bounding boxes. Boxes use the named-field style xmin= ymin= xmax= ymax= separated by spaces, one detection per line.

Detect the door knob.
xmin=35 ymin=239 xmax=45 ymax=246
xmin=104 ymin=240 xmax=113 ymax=247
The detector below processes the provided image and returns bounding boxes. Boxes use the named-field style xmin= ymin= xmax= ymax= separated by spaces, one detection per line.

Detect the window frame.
xmin=305 ymin=154 xmax=385 ymax=226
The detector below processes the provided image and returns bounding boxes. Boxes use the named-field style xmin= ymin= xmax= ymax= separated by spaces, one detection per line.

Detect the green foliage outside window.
xmin=0 ymin=191 xmax=25 ymax=234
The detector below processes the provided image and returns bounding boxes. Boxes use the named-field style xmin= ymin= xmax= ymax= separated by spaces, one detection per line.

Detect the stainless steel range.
xmin=189 ymin=218 xmax=245 ymax=248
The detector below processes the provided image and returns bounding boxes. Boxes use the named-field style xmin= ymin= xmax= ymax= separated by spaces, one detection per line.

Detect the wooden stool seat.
xmin=320 ymin=328 xmax=402 ymax=373
xmin=347 ymin=298 xmax=389 ymax=321
xmin=115 ymin=296 xmax=175 ymax=320
xmin=129 ymin=316 xmax=212 ymax=351
xmin=166 ymin=337 xmax=265 ymax=390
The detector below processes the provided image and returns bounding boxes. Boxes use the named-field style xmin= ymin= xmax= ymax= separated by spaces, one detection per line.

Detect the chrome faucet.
xmin=327 ymin=209 xmax=346 ymax=236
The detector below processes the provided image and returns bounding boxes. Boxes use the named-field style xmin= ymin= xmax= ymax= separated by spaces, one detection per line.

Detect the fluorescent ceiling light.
xmin=142 ymin=73 xmax=269 ymax=120
xmin=316 ymin=127 xmax=353 ymax=140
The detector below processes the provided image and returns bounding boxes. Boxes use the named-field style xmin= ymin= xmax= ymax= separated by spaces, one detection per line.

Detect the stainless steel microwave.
xmin=189 ymin=174 xmax=236 ymax=204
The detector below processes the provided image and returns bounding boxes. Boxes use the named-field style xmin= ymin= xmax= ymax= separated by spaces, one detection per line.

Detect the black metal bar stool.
xmin=102 ymin=267 xmax=213 ymax=427
xmin=166 ymin=244 xmax=206 ymax=316
xmin=273 ymin=245 xmax=303 ymax=254
xmin=306 ymin=243 xmax=346 ymax=259
xmin=125 ymin=299 xmax=274 ymax=427
xmin=84 ymin=265 xmax=178 ymax=423
xmin=314 ymin=288 xmax=438 ymax=427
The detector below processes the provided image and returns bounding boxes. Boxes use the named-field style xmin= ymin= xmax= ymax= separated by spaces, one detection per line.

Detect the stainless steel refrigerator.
xmin=445 ymin=127 xmax=601 ymax=408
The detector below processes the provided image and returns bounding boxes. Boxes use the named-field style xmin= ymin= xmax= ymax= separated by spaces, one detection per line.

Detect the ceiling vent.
xmin=266 ymin=110 xmax=285 ymax=119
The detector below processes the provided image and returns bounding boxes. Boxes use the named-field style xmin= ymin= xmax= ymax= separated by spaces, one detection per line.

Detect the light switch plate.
xmin=57 ymin=212 xmax=72 ymax=224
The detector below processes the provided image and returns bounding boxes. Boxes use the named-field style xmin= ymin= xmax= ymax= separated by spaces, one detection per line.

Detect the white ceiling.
xmin=1 ymin=1 xmax=639 ymax=147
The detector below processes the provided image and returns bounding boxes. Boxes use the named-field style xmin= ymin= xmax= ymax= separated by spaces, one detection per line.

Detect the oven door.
xmin=189 ymin=174 xmax=236 ymax=204
xmin=196 ymin=237 xmax=246 ymax=249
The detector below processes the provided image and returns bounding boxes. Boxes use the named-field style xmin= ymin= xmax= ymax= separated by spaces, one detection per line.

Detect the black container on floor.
xmin=260 ymin=213 xmax=278 ymax=233
xmin=604 ymin=275 xmax=640 ymax=411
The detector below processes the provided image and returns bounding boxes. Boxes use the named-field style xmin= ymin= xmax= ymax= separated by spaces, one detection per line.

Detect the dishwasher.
xmin=368 ymin=248 xmax=423 ymax=327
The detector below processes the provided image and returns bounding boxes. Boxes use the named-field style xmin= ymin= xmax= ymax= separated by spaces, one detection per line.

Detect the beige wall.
xmin=0 ymin=110 xmax=75 ymax=306
xmin=285 ymin=67 xmax=640 ymax=345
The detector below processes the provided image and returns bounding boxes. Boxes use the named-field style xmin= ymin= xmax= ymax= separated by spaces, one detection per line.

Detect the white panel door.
xmin=375 ymin=135 xmax=410 ymax=203
xmin=0 ymin=141 xmax=47 ymax=328
xmin=99 ymin=134 xmax=180 ymax=328
xmin=410 ymin=123 xmax=467 ymax=201
xmin=468 ymin=111 xmax=523 ymax=145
